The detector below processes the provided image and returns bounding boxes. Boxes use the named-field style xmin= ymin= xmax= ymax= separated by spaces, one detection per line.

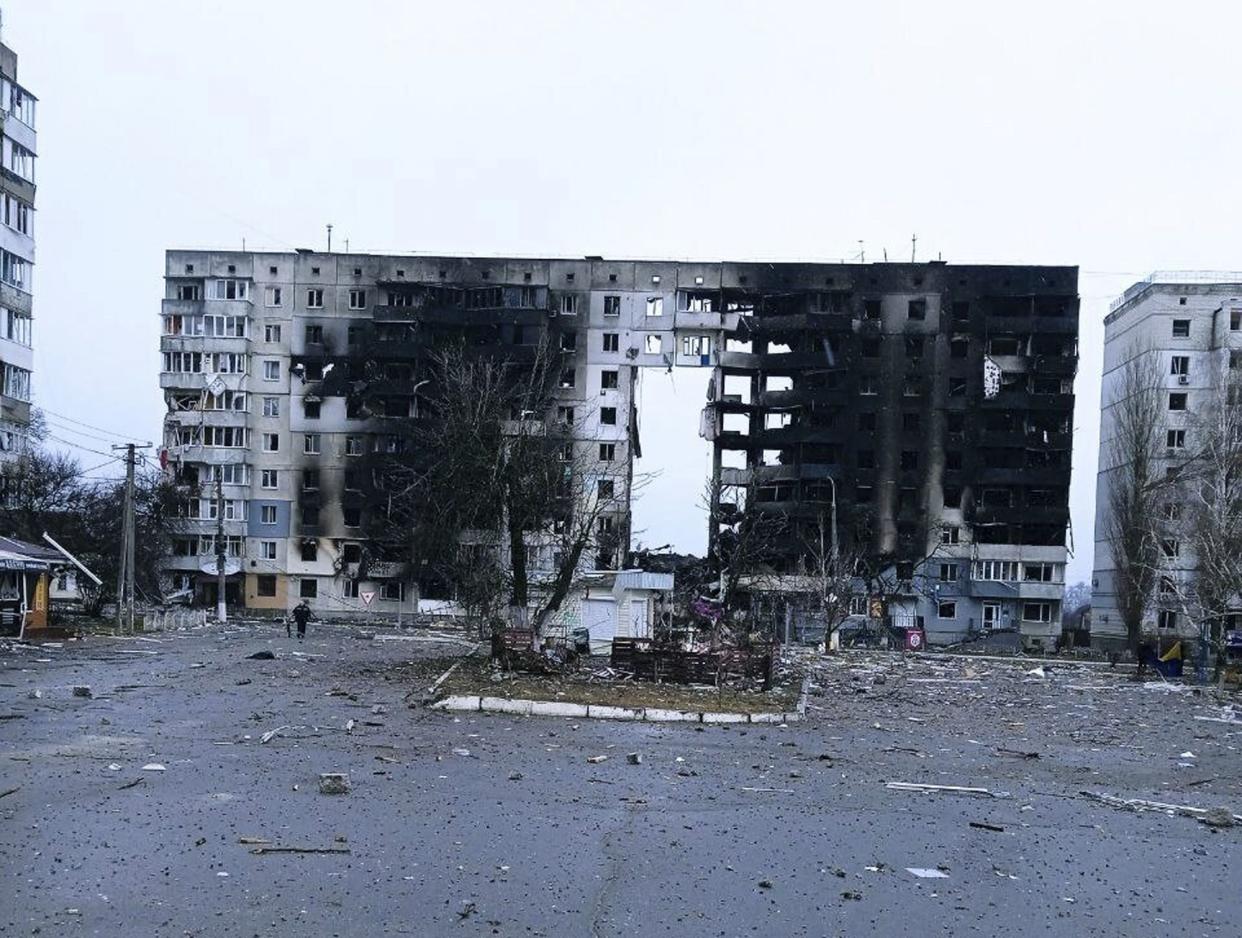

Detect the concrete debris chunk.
xmin=246 ymin=650 xmax=276 ymax=660
xmin=71 ymin=686 xmax=92 ymax=698
xmin=586 ymin=755 xmax=608 ymax=764
xmin=626 ymin=752 xmax=642 ymax=765
xmin=907 ymin=867 xmax=950 ymax=879
xmin=141 ymin=763 xmax=166 ymax=772
xmin=318 ymin=773 xmax=350 ymax=795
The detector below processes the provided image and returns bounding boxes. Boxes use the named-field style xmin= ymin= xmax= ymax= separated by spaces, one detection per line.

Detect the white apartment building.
xmin=1091 ymin=272 xmax=1242 ymax=651
xmin=0 ymin=31 xmax=35 ymax=481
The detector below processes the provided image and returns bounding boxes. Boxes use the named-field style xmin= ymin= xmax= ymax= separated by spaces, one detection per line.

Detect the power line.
xmin=44 ymin=418 xmax=132 ymax=446
xmin=38 ymin=406 xmax=148 ymax=442
xmin=45 ymin=434 xmax=118 ymax=460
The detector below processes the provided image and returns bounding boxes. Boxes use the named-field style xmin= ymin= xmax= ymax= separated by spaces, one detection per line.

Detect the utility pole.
xmin=326 ymin=223 xmax=333 ymax=252
xmin=911 ymin=233 xmax=917 ymax=263
xmin=215 ymin=475 xmax=227 ymax=624
xmin=112 ymin=443 xmax=141 ymax=631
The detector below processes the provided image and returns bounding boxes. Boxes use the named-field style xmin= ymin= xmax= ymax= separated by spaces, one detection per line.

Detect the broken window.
xmin=256 ymin=575 xmax=277 ymax=597
xmin=858 ymin=412 xmax=876 ymax=431
xmin=1232 ymin=310 xmax=1242 ymax=331
xmin=943 ymin=486 xmax=962 ymax=508
xmin=988 ymin=336 xmax=1021 ymax=356
xmin=302 ymin=470 xmax=319 ymax=491
xmin=1022 ymin=602 xmax=1051 ymax=623
xmin=600 ymin=407 xmax=617 ymax=426
xmin=902 ymin=412 xmax=920 ymax=432
xmin=598 ymin=479 xmax=615 ymax=499
xmin=343 ymin=507 xmax=361 ymax=528
xmin=557 ymin=406 xmax=575 ymax=426
xmin=1167 ymin=429 xmax=1185 ymax=449
xmin=601 ymin=370 xmax=619 ymax=390
xmin=857 ymin=449 xmax=875 ymax=469
xmin=602 ymin=333 xmax=619 ymax=352
xmin=345 ymin=436 xmax=363 ymax=456
xmin=900 ymin=451 xmax=919 ymax=471
xmin=949 ymin=377 xmax=967 ymax=397
xmin=307 ymin=288 xmax=324 ymax=309
xmin=302 ymin=398 xmax=321 ymax=420
xmin=604 ymin=295 xmax=621 ymax=317
xmin=646 ymin=297 xmax=664 ymax=317
xmin=558 ymin=368 xmax=576 ymax=389
xmin=907 ymin=299 xmax=926 ymax=321
xmin=856 ymin=484 xmax=874 ymax=503
xmin=1158 ymin=609 xmax=1178 ymax=630
xmin=950 ymin=339 xmax=968 ymax=359
xmin=941 ymin=526 xmax=960 ymax=545
xmin=1162 ymin=538 xmax=1179 ymax=558
xmin=381 ymin=582 xmax=404 ymax=601
xmin=264 ymin=286 xmax=282 ymax=308
xmin=952 ymin=301 xmax=969 ymax=321
xmin=202 ymin=426 xmax=248 ymax=448
xmin=560 ymin=332 xmax=577 ymax=352
xmin=859 ymin=376 xmax=877 ymax=396
xmin=905 ymin=336 xmax=924 ymax=359
xmin=1170 ymin=355 xmax=1189 ymax=376
xmin=299 ymin=579 xmax=318 ymax=599
xmin=861 ymin=339 xmax=879 ymax=358
xmin=177 ymin=283 xmax=201 ymax=302
xmin=560 ymin=295 xmax=579 ymax=316
xmin=1023 ymin=563 xmax=1056 ymax=582
xmin=937 ymin=601 xmax=957 ymax=619
xmin=214 ymin=279 xmax=248 ymax=301
xmin=682 ymin=335 xmax=711 ymax=357
xmin=1171 ymin=319 xmax=1190 ymax=338
xmin=1168 ymin=393 xmax=1187 ymax=411
xmin=644 ymin=334 xmax=662 ymax=355
xmin=301 ymin=541 xmax=318 ymax=562
xmin=599 ymin=443 xmax=615 ymax=461
xmin=303 ymin=433 xmax=321 ymax=455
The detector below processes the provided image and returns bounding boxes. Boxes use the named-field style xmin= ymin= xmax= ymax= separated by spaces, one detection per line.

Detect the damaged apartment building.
xmin=158 ymin=252 xmax=1078 ymax=647
xmin=0 ymin=31 xmax=36 ymax=486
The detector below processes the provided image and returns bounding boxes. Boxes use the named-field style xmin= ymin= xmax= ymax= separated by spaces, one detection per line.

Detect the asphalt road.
xmin=1 ymin=623 xmax=1238 ymax=937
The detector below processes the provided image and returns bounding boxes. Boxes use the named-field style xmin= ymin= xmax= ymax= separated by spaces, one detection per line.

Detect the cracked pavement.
xmin=1 ymin=623 xmax=1239 ymax=936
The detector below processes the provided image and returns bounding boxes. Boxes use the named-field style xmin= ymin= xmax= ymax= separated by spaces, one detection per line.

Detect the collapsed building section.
xmin=157 ymin=252 xmax=1077 ymax=648
xmin=703 ymin=263 xmax=1078 ymax=650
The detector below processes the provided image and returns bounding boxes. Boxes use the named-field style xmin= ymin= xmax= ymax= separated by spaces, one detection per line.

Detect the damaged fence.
xmin=610 ymin=638 xmax=775 ymax=689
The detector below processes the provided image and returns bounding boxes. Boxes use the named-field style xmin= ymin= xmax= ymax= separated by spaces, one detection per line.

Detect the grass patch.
xmin=436 ymin=656 xmax=801 ymax=715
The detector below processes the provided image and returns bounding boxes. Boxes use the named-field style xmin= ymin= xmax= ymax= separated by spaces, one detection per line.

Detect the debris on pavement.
xmin=507 ymin=771 xmax=523 ymax=781
xmin=586 ymin=755 xmax=608 ymax=764
xmin=117 ymin=778 xmax=145 ymax=790
xmin=906 ymin=867 xmax=950 ymax=879
xmin=249 ymin=844 xmax=352 ymax=855
xmin=0 ymin=786 xmax=19 ymax=799
xmin=1080 ymin=790 xmax=1242 ymax=825
xmin=626 ymin=752 xmax=642 ymax=765
xmin=260 ymin=726 xmax=289 ymax=744
xmin=71 ymin=685 xmax=92 ymax=698
xmin=886 ymin=782 xmax=998 ymax=798
xmin=246 ymin=651 xmax=276 ymax=660
xmin=142 ymin=763 xmax=166 ymax=772
xmin=996 ymin=747 xmax=1040 ymax=759
xmin=318 ymin=773 xmax=351 ymax=795
xmin=969 ymin=821 xmax=1006 ymax=833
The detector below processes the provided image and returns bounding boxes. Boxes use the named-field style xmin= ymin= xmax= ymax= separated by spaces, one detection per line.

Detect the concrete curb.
xmin=429 ymin=692 xmax=804 ymax=724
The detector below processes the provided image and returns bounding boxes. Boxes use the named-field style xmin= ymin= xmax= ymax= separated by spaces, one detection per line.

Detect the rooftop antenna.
xmin=911 ymin=233 xmax=917 ymax=263
xmin=345 ymin=237 xmax=350 ymax=253
xmin=857 ymin=240 xmax=865 ymax=264
xmin=326 ymin=224 xmax=333 ymax=252
xmin=883 ymin=248 xmax=888 ymax=262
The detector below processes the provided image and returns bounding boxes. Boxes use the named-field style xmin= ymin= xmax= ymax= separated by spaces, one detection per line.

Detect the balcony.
xmin=674 ymin=311 xmax=742 ymax=331
xmin=373 ymin=305 xmax=548 ymax=327
xmin=745 ymin=312 xmax=852 ymax=333
xmin=159 ymin=372 xmax=248 ymax=392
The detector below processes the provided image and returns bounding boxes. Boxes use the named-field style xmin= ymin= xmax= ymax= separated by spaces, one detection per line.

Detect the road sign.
xmin=360 ymin=590 xmax=376 ymax=606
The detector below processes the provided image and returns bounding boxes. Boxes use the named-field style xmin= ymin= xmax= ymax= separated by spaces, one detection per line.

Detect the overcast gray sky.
xmin=10 ymin=0 xmax=1242 ymax=585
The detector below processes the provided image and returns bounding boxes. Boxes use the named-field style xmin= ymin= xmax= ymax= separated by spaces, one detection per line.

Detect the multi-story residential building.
xmin=0 ymin=29 xmax=36 ymax=479
xmin=706 ymin=263 xmax=1078 ymax=650
xmin=1090 ymin=272 xmax=1242 ymax=653
xmin=159 ymin=252 xmax=1078 ymax=646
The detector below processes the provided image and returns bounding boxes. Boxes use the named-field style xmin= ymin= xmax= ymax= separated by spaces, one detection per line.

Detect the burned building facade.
xmin=705 ymin=263 xmax=1078 ymax=649
xmin=158 ymin=252 xmax=1078 ymax=646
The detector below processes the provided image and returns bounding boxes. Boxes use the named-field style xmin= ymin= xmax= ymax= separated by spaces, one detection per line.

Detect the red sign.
xmin=360 ymin=590 xmax=376 ymax=606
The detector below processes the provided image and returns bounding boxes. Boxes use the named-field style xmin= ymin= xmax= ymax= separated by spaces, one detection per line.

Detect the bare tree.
xmin=1103 ymin=347 xmax=1166 ymax=657
xmin=1165 ymin=358 xmax=1242 ymax=678
xmin=703 ymin=475 xmax=784 ymax=646
xmin=799 ymin=508 xmax=863 ymax=644
xmin=386 ymin=336 xmax=618 ymax=642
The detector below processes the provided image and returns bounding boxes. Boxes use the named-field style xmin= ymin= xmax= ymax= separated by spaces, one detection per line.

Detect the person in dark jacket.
xmin=291 ymin=601 xmax=313 ymax=640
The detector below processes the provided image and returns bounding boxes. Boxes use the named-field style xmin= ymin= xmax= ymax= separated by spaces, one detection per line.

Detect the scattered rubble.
xmin=71 ymin=686 xmax=92 ymax=698
xmin=246 ymin=651 xmax=276 ymax=660
xmin=318 ymin=773 xmax=351 ymax=795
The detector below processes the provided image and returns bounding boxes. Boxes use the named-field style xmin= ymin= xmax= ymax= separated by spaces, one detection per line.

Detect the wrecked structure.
xmin=158 ymin=252 xmax=1078 ymax=647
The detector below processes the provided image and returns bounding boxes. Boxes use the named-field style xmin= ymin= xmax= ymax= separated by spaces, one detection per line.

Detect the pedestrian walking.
xmin=292 ymin=600 xmax=313 ymax=640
